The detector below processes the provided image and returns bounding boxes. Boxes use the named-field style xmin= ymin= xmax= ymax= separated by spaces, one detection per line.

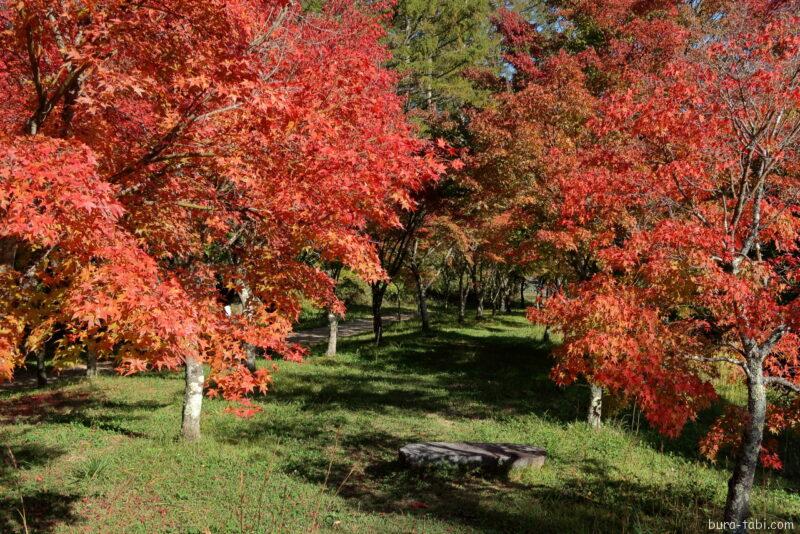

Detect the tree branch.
xmin=761 ymin=325 xmax=788 ymax=357
xmin=764 ymin=376 xmax=800 ymax=393
xmin=687 ymin=354 xmax=747 ymax=372
xmin=177 ymin=201 xmax=214 ymax=211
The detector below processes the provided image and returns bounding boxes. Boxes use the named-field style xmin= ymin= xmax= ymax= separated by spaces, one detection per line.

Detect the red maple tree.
xmin=0 ymin=0 xmax=440 ymax=439
xmin=531 ymin=0 xmax=800 ymax=525
xmin=471 ymin=1 xmax=800 ymax=526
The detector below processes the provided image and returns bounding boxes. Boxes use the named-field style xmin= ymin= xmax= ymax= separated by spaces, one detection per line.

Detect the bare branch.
xmin=177 ymin=201 xmax=213 ymax=211
xmin=760 ymin=325 xmax=788 ymax=357
xmin=687 ymin=354 xmax=746 ymax=369
xmin=764 ymin=376 xmax=800 ymax=393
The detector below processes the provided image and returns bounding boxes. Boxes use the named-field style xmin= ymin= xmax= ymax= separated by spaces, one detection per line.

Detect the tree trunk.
xmin=233 ymin=284 xmax=258 ymax=373
xmin=504 ymin=282 xmax=514 ymax=314
xmin=36 ymin=348 xmax=47 ymax=387
xmin=471 ymin=263 xmax=484 ymax=320
xmin=371 ymin=284 xmax=385 ymax=345
xmin=458 ymin=271 xmax=468 ymax=324
xmin=520 ymin=278 xmax=526 ymax=309
xmin=181 ymin=358 xmax=204 ymax=441
xmin=396 ymin=285 xmax=402 ymax=321
xmin=413 ymin=271 xmax=430 ymax=332
xmin=244 ymin=343 xmax=257 ymax=373
xmin=588 ymin=383 xmax=603 ymax=429
xmin=326 ymin=312 xmax=338 ymax=357
xmin=442 ymin=269 xmax=452 ymax=310
xmin=85 ymin=350 xmax=97 ymax=377
xmin=495 ymin=276 xmax=509 ymax=314
xmin=724 ymin=360 xmax=767 ymax=530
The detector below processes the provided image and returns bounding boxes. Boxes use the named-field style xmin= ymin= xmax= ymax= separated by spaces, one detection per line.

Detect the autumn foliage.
xmin=467 ymin=5 xmax=800 ymax=521
xmin=0 ymin=1 xmax=440 ymax=402
xmin=2 ymin=0 xmax=799 ymax=526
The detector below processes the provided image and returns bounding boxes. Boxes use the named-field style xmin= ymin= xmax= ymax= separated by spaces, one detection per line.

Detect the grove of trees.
xmin=1 ymin=0 xmax=799 ymax=531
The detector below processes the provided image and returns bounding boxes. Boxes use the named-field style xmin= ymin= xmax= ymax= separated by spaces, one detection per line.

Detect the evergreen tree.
xmin=388 ymin=0 xmax=500 ymax=119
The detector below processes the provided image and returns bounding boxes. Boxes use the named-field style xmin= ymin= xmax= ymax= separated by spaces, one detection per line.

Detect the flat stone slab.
xmin=399 ymin=442 xmax=546 ymax=472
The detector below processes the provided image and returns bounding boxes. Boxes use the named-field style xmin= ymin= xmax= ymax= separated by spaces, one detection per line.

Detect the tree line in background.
xmin=1 ymin=0 xmax=799 ymax=530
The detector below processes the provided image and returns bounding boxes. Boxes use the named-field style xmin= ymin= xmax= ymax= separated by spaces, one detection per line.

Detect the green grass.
xmin=1 ymin=314 xmax=798 ymax=533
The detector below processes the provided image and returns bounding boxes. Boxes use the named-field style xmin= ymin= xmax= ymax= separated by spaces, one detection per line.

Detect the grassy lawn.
xmin=1 ymin=313 xmax=798 ymax=533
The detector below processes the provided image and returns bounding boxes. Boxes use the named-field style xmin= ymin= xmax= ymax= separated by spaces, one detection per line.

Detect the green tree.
xmin=388 ymin=0 xmax=500 ymax=118
xmin=366 ymin=0 xmax=503 ymax=342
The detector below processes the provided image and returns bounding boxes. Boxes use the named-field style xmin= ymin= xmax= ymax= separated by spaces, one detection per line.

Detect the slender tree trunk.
xmin=496 ymin=276 xmax=509 ymax=314
xmin=534 ymin=279 xmax=543 ymax=309
xmin=326 ymin=312 xmax=338 ymax=357
xmin=181 ymin=357 xmax=204 ymax=441
xmin=471 ymin=263 xmax=484 ymax=320
xmin=413 ymin=270 xmax=430 ymax=332
xmin=35 ymin=348 xmax=47 ymax=387
xmin=85 ymin=350 xmax=97 ymax=377
xmin=234 ymin=284 xmax=258 ymax=372
xmin=724 ymin=358 xmax=767 ymax=530
xmin=458 ymin=270 xmax=468 ymax=324
xmin=520 ymin=278 xmax=526 ymax=309
xmin=418 ymin=287 xmax=430 ymax=331
xmin=442 ymin=272 xmax=451 ymax=310
xmin=504 ymin=281 xmax=514 ymax=314
xmin=371 ymin=284 xmax=385 ymax=345
xmin=588 ymin=383 xmax=603 ymax=429
xmin=396 ymin=284 xmax=402 ymax=321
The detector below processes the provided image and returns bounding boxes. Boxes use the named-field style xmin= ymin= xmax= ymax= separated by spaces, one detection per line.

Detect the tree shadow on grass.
xmin=616 ymin=395 xmax=800 ymax=492
xmin=281 ymin=431 xmax=773 ymax=534
xmin=0 ymin=490 xmax=82 ymax=534
xmin=373 ymin=450 xmax=793 ymax=532
xmin=277 ymin=324 xmax=585 ymax=424
xmin=0 ymin=387 xmax=175 ymax=532
xmin=0 ymin=439 xmax=81 ymax=534
xmin=397 ymin=316 xmax=800 ymax=490
xmin=0 ymin=388 xmax=167 ymax=438
xmin=227 ymin=315 xmax=798 ymax=531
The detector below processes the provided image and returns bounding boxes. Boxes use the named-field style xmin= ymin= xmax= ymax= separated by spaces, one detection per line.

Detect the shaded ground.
xmin=0 ymin=362 xmax=116 ymax=391
xmin=0 ymin=313 xmax=798 ymax=533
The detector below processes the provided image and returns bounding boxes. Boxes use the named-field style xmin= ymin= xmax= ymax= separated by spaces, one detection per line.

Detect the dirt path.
xmin=289 ymin=314 xmax=413 ymax=345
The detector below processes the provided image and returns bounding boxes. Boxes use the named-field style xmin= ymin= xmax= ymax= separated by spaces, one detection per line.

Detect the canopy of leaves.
xmin=469 ymin=0 xmax=800 ymax=466
xmin=0 ymin=0 xmax=441 ymax=403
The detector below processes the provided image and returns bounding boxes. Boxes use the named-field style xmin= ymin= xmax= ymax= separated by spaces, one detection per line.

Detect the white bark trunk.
xmin=326 ymin=312 xmax=338 ymax=357
xmin=232 ymin=284 xmax=258 ymax=372
xmin=588 ymin=383 xmax=603 ymax=429
xmin=181 ymin=358 xmax=204 ymax=441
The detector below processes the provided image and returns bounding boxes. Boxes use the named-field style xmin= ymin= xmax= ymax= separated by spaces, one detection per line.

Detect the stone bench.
xmin=399 ymin=442 xmax=546 ymax=473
